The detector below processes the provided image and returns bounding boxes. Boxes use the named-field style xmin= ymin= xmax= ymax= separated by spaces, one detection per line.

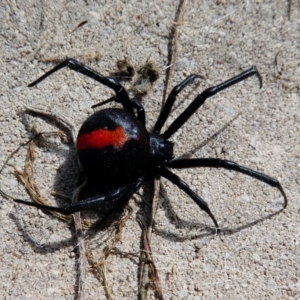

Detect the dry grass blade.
xmin=162 ymin=0 xmax=187 ymax=103
xmin=3 ymin=130 xmax=92 ymax=228
xmin=141 ymin=221 xmax=164 ymax=300
xmin=14 ymin=139 xmax=72 ymax=222
xmin=86 ymin=206 xmax=134 ymax=300
xmin=72 ymin=180 xmax=88 ymax=300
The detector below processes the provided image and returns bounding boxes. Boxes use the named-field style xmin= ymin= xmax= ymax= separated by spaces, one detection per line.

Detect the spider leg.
xmin=14 ymin=179 xmax=143 ymax=215
xmin=28 ymin=59 xmax=134 ymax=113
xmin=153 ymin=74 xmax=203 ymax=134
xmin=14 ymin=190 xmax=124 ymax=215
xmin=163 ymin=67 xmax=262 ymax=139
xmin=158 ymin=167 xmax=219 ymax=231
xmin=167 ymin=158 xmax=287 ymax=208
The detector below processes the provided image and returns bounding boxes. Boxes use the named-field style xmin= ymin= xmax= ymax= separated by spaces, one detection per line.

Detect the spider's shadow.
xmin=152 ymin=111 xmax=285 ymax=241
xmin=10 ymin=212 xmax=74 ymax=254
xmin=14 ymin=109 xmax=285 ymax=251
xmin=155 ymin=180 xmax=285 ymax=242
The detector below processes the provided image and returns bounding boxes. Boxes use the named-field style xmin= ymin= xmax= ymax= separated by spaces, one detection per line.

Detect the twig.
xmin=72 ymin=180 xmax=87 ymax=300
xmin=162 ymin=0 xmax=187 ymax=103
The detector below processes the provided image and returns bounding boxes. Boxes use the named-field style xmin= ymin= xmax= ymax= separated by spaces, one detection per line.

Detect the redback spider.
xmin=14 ymin=59 xmax=288 ymax=231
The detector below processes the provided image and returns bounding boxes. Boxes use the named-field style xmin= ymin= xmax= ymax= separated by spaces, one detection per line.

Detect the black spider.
xmin=15 ymin=59 xmax=287 ymax=231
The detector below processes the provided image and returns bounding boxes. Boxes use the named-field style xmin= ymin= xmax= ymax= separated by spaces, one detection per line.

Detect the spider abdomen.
xmin=77 ymin=108 xmax=149 ymax=182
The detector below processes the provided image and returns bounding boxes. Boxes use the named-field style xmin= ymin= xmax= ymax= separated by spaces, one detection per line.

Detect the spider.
xmin=15 ymin=59 xmax=287 ymax=231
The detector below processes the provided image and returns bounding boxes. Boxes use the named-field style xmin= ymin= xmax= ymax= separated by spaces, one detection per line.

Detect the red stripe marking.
xmin=77 ymin=126 xmax=128 ymax=150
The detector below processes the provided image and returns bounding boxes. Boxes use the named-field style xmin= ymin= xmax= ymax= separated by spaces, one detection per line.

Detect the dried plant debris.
xmin=133 ymin=61 xmax=159 ymax=97
xmin=70 ymin=20 xmax=88 ymax=34
xmin=115 ymin=59 xmax=136 ymax=79
xmin=114 ymin=58 xmax=159 ymax=98
xmin=86 ymin=206 xmax=133 ymax=300
xmin=0 ymin=116 xmax=94 ymax=228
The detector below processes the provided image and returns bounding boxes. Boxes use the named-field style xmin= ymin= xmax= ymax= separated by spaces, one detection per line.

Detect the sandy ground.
xmin=0 ymin=1 xmax=299 ymax=299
